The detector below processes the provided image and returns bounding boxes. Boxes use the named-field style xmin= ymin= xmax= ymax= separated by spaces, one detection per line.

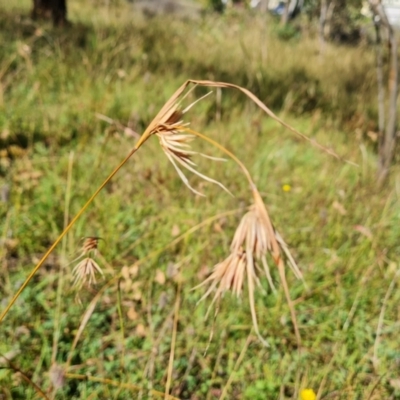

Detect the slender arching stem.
xmin=0 ymin=139 xmax=146 ymax=323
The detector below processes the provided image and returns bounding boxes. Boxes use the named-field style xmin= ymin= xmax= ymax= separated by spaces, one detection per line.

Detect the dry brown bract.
xmin=81 ymin=237 xmax=101 ymax=256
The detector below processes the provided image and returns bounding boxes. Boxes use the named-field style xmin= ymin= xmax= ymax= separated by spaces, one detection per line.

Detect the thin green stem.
xmin=277 ymin=259 xmax=302 ymax=348
xmin=116 ymin=279 xmax=126 ymax=371
xmin=165 ymin=282 xmax=181 ymax=398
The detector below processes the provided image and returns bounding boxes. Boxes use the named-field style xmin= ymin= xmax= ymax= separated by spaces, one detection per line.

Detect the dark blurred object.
xmin=210 ymin=0 xmax=225 ymax=13
xmin=31 ymin=0 xmax=68 ymax=27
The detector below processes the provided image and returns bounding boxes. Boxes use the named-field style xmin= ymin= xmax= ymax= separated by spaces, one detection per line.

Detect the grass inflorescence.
xmin=0 ymin=1 xmax=400 ymax=399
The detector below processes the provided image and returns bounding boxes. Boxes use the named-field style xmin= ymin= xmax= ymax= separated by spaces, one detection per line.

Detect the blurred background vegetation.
xmin=0 ymin=0 xmax=400 ymax=399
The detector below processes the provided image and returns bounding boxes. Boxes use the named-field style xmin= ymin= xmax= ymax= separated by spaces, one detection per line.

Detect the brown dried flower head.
xmin=71 ymin=237 xmax=104 ymax=289
xmin=81 ymin=236 xmax=100 ymax=256
xmin=197 ymin=250 xmax=247 ymax=309
xmin=150 ymin=91 xmax=232 ymax=197
xmin=196 ymin=191 xmax=304 ymax=346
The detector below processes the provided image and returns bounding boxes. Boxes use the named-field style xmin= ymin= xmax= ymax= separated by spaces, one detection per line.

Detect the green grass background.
xmin=0 ymin=1 xmax=400 ymax=399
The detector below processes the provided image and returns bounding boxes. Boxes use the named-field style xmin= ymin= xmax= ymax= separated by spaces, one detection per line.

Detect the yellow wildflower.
xmin=300 ymin=388 xmax=316 ymax=400
xmin=282 ymin=184 xmax=292 ymax=192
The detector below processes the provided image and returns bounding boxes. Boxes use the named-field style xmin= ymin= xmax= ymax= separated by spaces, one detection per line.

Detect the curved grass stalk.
xmin=169 ymin=79 xmax=354 ymax=164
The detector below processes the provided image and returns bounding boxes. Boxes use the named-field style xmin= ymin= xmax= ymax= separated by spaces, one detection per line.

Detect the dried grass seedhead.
xmin=138 ymin=79 xmax=343 ymax=199
xmin=81 ymin=237 xmax=101 ymax=256
xmin=197 ymin=251 xmax=247 ymax=309
xmin=71 ymin=237 xmax=104 ymax=289
xmin=72 ymin=257 xmax=104 ymax=289
xmin=158 ymin=98 xmax=232 ymax=196
xmin=156 ymin=129 xmax=231 ymax=197
xmin=196 ymin=190 xmax=304 ymax=346
xmin=232 ymin=197 xmax=303 ymax=285
xmin=140 ymin=89 xmax=231 ymax=196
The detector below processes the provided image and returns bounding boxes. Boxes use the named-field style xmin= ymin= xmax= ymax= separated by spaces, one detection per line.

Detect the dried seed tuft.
xmin=71 ymin=237 xmax=104 ymax=289
xmin=196 ymin=191 xmax=304 ymax=346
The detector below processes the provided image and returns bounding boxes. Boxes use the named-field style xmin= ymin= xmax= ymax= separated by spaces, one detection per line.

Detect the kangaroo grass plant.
xmin=1 ymin=80 xmax=341 ymax=357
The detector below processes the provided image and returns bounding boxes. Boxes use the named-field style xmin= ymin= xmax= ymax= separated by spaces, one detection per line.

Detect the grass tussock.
xmin=0 ymin=1 xmax=400 ymax=399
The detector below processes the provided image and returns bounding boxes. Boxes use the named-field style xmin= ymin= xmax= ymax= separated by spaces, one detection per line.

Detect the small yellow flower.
xmin=300 ymin=388 xmax=316 ymax=400
xmin=282 ymin=184 xmax=291 ymax=192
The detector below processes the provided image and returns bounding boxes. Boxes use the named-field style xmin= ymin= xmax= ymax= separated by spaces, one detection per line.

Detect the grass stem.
xmin=165 ymin=282 xmax=181 ymax=399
